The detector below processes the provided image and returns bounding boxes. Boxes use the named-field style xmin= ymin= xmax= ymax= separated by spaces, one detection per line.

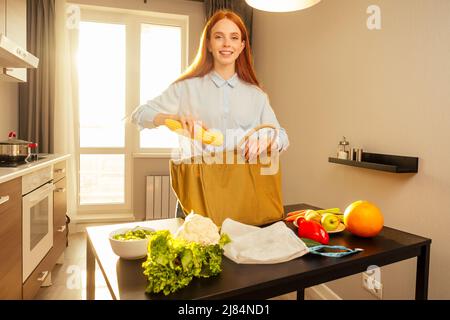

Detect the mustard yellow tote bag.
xmin=170 ymin=124 xmax=284 ymax=226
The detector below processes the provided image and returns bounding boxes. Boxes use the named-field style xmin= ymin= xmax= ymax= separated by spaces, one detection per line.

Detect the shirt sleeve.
xmin=130 ymin=82 xmax=180 ymax=130
xmin=260 ymin=94 xmax=290 ymax=152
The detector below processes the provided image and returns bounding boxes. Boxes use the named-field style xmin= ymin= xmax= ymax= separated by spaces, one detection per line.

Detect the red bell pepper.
xmin=297 ymin=218 xmax=329 ymax=245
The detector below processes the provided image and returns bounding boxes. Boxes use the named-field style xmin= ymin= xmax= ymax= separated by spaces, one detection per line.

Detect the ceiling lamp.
xmin=245 ymin=0 xmax=321 ymax=12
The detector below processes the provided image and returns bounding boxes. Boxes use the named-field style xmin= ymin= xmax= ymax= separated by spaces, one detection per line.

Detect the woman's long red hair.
xmin=175 ymin=10 xmax=260 ymax=88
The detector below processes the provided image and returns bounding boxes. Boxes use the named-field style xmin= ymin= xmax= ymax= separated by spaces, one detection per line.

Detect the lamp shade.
xmin=245 ymin=0 xmax=321 ymax=12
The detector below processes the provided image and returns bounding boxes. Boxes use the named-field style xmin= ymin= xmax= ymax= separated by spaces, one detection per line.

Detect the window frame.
xmin=75 ymin=5 xmax=188 ymax=214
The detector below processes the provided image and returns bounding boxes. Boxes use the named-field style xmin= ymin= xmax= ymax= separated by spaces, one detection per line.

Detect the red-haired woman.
xmin=132 ymin=10 xmax=289 ymax=161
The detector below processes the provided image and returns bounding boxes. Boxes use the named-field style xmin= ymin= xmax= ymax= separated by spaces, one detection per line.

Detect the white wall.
xmin=0 ymin=82 xmax=19 ymax=137
xmin=252 ymin=0 xmax=450 ymax=299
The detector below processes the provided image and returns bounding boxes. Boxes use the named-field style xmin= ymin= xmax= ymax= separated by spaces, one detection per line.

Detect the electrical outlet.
xmin=362 ymin=272 xmax=383 ymax=299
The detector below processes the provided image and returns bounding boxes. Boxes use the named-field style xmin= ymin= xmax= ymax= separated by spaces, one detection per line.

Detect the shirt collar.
xmin=210 ymin=71 xmax=238 ymax=88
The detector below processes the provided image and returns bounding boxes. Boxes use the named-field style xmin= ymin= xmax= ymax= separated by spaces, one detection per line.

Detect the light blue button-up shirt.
xmin=131 ymin=71 xmax=289 ymax=156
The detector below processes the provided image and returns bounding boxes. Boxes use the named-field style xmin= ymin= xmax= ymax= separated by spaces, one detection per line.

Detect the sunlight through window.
xmin=79 ymin=154 xmax=125 ymax=205
xmin=78 ymin=22 xmax=126 ymax=148
xmin=78 ymin=21 xmax=126 ymax=205
xmin=75 ymin=10 xmax=186 ymax=210
xmin=139 ymin=24 xmax=182 ymax=149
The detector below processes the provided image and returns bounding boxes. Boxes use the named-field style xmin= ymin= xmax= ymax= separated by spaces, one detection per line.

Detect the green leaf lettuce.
xmin=142 ymin=230 xmax=231 ymax=295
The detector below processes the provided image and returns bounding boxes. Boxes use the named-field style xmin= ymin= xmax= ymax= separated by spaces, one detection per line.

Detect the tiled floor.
xmin=35 ymin=232 xmax=297 ymax=300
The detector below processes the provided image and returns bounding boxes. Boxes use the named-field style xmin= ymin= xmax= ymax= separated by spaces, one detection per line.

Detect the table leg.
xmin=86 ymin=236 xmax=95 ymax=300
xmin=415 ymin=243 xmax=430 ymax=300
xmin=297 ymin=288 xmax=305 ymax=300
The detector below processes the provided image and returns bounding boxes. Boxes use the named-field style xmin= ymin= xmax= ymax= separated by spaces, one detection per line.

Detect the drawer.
xmin=0 ymin=178 xmax=22 ymax=299
xmin=0 ymin=177 xmax=21 ymax=214
xmin=53 ymin=177 xmax=67 ymax=228
xmin=22 ymin=166 xmax=52 ymax=195
xmin=23 ymin=216 xmax=68 ymax=300
xmin=53 ymin=160 xmax=66 ymax=183
xmin=22 ymin=249 xmax=54 ymax=300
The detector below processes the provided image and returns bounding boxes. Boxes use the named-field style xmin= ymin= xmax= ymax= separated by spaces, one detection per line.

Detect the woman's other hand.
xmin=244 ymin=135 xmax=278 ymax=162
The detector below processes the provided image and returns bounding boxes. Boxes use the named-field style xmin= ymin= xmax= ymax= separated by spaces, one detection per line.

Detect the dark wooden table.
xmin=86 ymin=203 xmax=431 ymax=300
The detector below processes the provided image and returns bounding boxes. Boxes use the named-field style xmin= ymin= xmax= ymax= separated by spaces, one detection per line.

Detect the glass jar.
xmin=337 ymin=136 xmax=350 ymax=159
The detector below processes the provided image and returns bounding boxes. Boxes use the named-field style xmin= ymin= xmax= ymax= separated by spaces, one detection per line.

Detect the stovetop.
xmin=0 ymin=155 xmax=48 ymax=168
xmin=0 ymin=161 xmax=26 ymax=168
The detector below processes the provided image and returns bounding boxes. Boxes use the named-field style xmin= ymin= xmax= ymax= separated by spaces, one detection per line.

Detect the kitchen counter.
xmin=0 ymin=154 xmax=71 ymax=184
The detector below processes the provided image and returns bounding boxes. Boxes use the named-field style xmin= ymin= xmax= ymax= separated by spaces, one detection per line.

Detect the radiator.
xmin=145 ymin=175 xmax=178 ymax=220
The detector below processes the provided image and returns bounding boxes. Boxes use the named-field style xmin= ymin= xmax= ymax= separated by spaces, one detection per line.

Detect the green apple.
xmin=321 ymin=213 xmax=340 ymax=232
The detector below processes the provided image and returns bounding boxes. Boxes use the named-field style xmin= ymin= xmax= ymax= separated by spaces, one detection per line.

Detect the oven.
xmin=22 ymin=166 xmax=54 ymax=282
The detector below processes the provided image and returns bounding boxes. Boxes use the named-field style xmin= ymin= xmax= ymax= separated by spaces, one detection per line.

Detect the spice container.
xmin=351 ymin=148 xmax=363 ymax=161
xmin=350 ymin=148 xmax=357 ymax=161
xmin=356 ymin=148 xmax=363 ymax=162
xmin=337 ymin=137 xmax=350 ymax=160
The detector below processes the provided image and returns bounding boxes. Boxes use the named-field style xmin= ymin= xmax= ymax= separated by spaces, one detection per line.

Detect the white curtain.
xmin=54 ymin=1 xmax=79 ymax=225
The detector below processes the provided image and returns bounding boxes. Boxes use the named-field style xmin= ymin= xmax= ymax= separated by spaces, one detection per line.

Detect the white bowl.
xmin=108 ymin=226 xmax=155 ymax=260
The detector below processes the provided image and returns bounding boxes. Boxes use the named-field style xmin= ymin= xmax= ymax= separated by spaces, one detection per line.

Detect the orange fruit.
xmin=343 ymin=200 xmax=384 ymax=237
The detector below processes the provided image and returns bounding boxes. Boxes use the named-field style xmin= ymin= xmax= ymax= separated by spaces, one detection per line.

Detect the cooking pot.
xmin=0 ymin=131 xmax=37 ymax=163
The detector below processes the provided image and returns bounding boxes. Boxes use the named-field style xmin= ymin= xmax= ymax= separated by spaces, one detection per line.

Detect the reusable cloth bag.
xmin=220 ymin=218 xmax=309 ymax=264
xmin=170 ymin=124 xmax=284 ymax=227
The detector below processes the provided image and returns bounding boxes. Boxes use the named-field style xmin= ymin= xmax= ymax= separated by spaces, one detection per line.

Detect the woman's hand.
xmin=155 ymin=113 xmax=208 ymax=140
xmin=179 ymin=115 xmax=209 ymax=139
xmin=244 ymin=135 xmax=278 ymax=162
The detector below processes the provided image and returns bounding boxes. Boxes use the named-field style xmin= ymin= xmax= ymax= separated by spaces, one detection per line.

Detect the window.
xmin=78 ymin=22 xmax=126 ymax=149
xmin=79 ymin=154 xmax=125 ymax=205
xmin=78 ymin=21 xmax=126 ymax=206
xmin=75 ymin=7 xmax=187 ymax=213
xmin=139 ymin=23 xmax=181 ymax=149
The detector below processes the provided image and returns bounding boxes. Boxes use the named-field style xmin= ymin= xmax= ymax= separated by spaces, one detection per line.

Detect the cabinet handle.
xmin=37 ymin=271 xmax=49 ymax=282
xmin=57 ymin=225 xmax=66 ymax=233
xmin=54 ymin=168 xmax=65 ymax=174
xmin=0 ymin=196 xmax=9 ymax=206
xmin=55 ymin=188 xmax=66 ymax=193
xmin=16 ymin=48 xmax=27 ymax=58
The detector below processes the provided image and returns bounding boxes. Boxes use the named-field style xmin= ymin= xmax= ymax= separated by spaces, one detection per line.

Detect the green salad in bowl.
xmin=109 ymin=226 xmax=155 ymax=259
xmin=112 ymin=228 xmax=154 ymax=241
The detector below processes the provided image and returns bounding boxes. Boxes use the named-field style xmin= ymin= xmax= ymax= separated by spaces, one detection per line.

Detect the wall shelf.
xmin=328 ymin=152 xmax=419 ymax=173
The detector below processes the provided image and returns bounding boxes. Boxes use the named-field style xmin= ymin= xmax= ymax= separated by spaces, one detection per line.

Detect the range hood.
xmin=0 ymin=33 xmax=39 ymax=68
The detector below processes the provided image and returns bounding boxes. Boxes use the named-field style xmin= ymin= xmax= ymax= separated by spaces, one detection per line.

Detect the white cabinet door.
xmin=6 ymin=0 xmax=26 ymax=46
xmin=2 ymin=0 xmax=27 ymax=82
xmin=0 ymin=0 xmax=5 ymax=35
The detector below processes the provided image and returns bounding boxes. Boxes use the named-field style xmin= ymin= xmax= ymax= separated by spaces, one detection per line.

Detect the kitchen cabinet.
xmin=23 ymin=160 xmax=69 ymax=300
xmin=0 ymin=0 xmax=27 ymax=82
xmin=0 ymin=0 xmax=5 ymax=35
xmin=0 ymin=177 xmax=22 ymax=299
xmin=0 ymin=155 xmax=70 ymax=299
xmin=52 ymin=160 xmax=68 ymax=262
xmin=22 ymin=243 xmax=54 ymax=300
